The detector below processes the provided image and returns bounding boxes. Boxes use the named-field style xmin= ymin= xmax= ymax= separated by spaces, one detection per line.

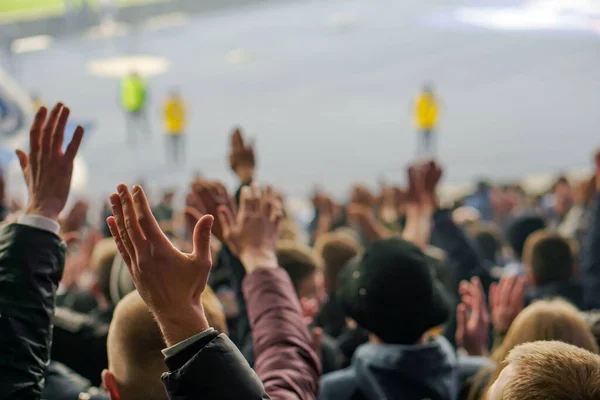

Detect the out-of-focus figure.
xmin=31 ymin=93 xmax=44 ymax=112
xmin=162 ymin=89 xmax=186 ymax=166
xmin=413 ymin=83 xmax=440 ymax=157
xmin=120 ymin=71 xmax=150 ymax=145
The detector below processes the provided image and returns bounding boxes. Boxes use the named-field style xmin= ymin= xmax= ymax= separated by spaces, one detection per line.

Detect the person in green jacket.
xmin=120 ymin=71 xmax=151 ymax=145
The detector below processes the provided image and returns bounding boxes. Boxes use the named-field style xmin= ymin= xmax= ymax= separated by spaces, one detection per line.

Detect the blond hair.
xmin=501 ymin=341 xmax=600 ymax=399
xmin=107 ymin=286 xmax=227 ymax=400
xmin=482 ymin=299 xmax=598 ymax=398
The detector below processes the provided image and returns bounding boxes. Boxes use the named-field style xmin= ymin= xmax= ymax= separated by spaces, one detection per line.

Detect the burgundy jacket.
xmin=244 ymin=267 xmax=322 ymax=400
xmin=162 ymin=267 xmax=321 ymax=400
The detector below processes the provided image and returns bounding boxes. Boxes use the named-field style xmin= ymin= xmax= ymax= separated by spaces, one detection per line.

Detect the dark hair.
xmin=472 ymin=225 xmax=502 ymax=265
xmin=525 ymin=231 xmax=574 ymax=285
xmin=506 ymin=215 xmax=546 ymax=260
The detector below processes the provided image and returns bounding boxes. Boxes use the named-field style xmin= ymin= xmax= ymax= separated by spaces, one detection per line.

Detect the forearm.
xmin=0 ymin=223 xmax=65 ymax=399
xmin=243 ymin=267 xmax=321 ymax=400
xmin=403 ymin=207 xmax=432 ymax=250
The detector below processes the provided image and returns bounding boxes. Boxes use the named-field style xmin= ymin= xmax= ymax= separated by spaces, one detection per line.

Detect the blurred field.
xmin=0 ymin=0 xmax=170 ymax=16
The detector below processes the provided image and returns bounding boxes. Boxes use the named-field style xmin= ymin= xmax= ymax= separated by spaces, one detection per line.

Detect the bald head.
xmin=106 ymin=287 xmax=227 ymax=400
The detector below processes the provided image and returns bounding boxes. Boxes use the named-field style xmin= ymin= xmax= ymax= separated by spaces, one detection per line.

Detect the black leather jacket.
xmin=0 ymin=224 xmax=65 ymax=400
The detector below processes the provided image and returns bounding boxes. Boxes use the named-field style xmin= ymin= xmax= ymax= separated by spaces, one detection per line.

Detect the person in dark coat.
xmin=320 ymin=238 xmax=458 ymax=400
xmin=0 ymin=103 xmax=85 ymax=398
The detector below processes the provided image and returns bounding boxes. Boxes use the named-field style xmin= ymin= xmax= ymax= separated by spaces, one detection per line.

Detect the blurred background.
xmin=0 ymin=0 xmax=599 ymax=202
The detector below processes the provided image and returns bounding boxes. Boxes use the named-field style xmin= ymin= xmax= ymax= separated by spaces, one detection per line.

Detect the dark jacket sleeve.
xmin=51 ymin=307 xmax=109 ymax=386
xmin=431 ymin=210 xmax=493 ymax=293
xmin=582 ymin=193 xmax=600 ymax=310
xmin=0 ymin=224 xmax=65 ymax=400
xmin=161 ymin=330 xmax=269 ymax=400
xmin=243 ymin=268 xmax=321 ymax=400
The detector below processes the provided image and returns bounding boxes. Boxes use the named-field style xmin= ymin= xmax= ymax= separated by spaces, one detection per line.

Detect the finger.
xmin=29 ymin=107 xmax=47 ymax=156
xmin=64 ymin=125 xmax=84 ymax=160
xmin=131 ymin=185 xmax=163 ymax=242
xmin=51 ymin=105 xmax=69 ymax=154
xmin=217 ymin=206 xmax=235 ymax=240
xmin=192 ymin=214 xmax=214 ymax=261
xmin=499 ymin=275 xmax=516 ymax=308
xmin=238 ymin=185 xmax=251 ymax=216
xmin=471 ymin=276 xmax=484 ymax=306
xmin=106 ymin=216 xmax=132 ymax=270
xmin=270 ymin=206 xmax=283 ymax=226
xmin=512 ymin=277 xmax=527 ymax=310
xmin=489 ymin=282 xmax=498 ymax=310
xmin=117 ymin=184 xmax=146 ymax=248
xmin=15 ymin=150 xmax=28 ymax=173
xmin=41 ymin=103 xmax=63 ymax=156
xmin=231 ymin=128 xmax=244 ymax=150
xmin=110 ymin=192 xmax=136 ymax=262
xmin=249 ymin=183 xmax=261 ymax=212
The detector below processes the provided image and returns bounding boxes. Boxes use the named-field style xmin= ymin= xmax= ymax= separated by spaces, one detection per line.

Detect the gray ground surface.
xmin=7 ymin=0 xmax=600 ymax=198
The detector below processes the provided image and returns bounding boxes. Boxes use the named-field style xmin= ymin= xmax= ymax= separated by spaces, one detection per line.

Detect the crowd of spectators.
xmin=1 ymin=102 xmax=600 ymax=400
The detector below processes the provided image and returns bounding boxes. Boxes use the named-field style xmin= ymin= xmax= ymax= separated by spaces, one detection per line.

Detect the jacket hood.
xmin=351 ymin=336 xmax=458 ymax=400
xmin=526 ymin=280 xmax=583 ymax=309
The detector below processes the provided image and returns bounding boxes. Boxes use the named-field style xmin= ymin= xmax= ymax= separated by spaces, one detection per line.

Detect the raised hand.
xmin=456 ymin=277 xmax=490 ymax=356
xmin=489 ymin=275 xmax=526 ymax=333
xmin=229 ymin=127 xmax=256 ymax=183
xmin=218 ymin=185 xmax=283 ymax=272
xmin=106 ymin=184 xmax=214 ymax=346
xmin=188 ymin=179 xmax=236 ymax=243
xmin=403 ymin=161 xmax=441 ymax=249
xmin=16 ymin=104 xmax=84 ymax=221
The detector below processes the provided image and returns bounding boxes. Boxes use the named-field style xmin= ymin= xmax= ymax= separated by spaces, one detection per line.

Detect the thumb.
xmin=15 ymin=149 xmax=28 ymax=172
xmin=192 ymin=214 xmax=214 ymax=260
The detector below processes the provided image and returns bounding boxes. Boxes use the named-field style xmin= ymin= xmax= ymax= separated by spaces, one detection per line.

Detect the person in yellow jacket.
xmin=121 ymin=71 xmax=151 ymax=145
xmin=163 ymin=89 xmax=186 ymax=166
xmin=413 ymin=84 xmax=440 ymax=157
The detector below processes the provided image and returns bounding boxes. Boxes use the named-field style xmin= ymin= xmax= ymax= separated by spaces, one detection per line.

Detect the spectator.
xmin=502 ymin=215 xmax=546 ymax=275
xmin=102 ymin=286 xmax=227 ymax=400
xmin=487 ymin=341 xmax=600 ymax=400
xmin=521 ymin=230 xmax=582 ymax=307
xmin=314 ymin=231 xmax=361 ymax=338
xmin=320 ymin=237 xmax=456 ymax=400
xmin=468 ymin=299 xmax=598 ymax=400
xmin=0 ymin=103 xmax=84 ymax=398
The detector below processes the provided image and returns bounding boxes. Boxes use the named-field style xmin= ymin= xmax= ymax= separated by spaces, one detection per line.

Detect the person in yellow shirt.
xmin=121 ymin=71 xmax=150 ymax=145
xmin=413 ymin=84 xmax=440 ymax=157
xmin=163 ymin=89 xmax=186 ymax=166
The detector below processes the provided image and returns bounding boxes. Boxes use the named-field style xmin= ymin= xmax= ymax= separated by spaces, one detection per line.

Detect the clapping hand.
xmin=16 ymin=104 xmax=84 ymax=221
xmin=456 ymin=277 xmax=490 ymax=356
xmin=107 ymin=184 xmax=215 ymax=346
xmin=489 ymin=275 xmax=526 ymax=334
xmin=218 ymin=185 xmax=283 ymax=272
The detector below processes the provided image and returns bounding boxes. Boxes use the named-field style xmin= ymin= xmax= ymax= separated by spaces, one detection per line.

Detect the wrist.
xmin=154 ymin=304 xmax=210 ymax=347
xmin=235 ymin=166 xmax=254 ymax=183
xmin=25 ymin=204 xmax=59 ymax=221
xmin=239 ymin=247 xmax=278 ymax=273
